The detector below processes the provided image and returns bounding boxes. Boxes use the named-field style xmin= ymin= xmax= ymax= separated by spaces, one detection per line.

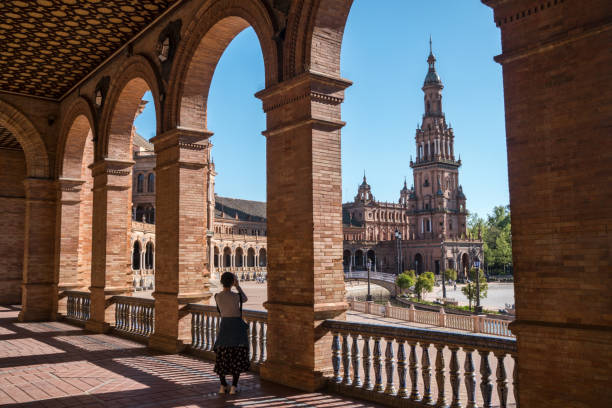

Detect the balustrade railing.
xmin=112 ymin=296 xmax=155 ymax=337
xmin=65 ymin=291 xmax=90 ymax=322
xmin=349 ymin=300 xmax=514 ymax=338
xmin=188 ymin=304 xmax=267 ymax=368
xmin=325 ymin=320 xmax=517 ymax=407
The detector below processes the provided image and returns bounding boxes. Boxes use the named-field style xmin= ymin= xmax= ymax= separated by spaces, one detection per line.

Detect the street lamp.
xmin=472 ymin=247 xmax=482 ymax=313
xmin=440 ymin=241 xmax=446 ymax=299
xmin=366 ymin=259 xmax=373 ymax=301
xmin=394 ymin=230 xmax=402 ymax=276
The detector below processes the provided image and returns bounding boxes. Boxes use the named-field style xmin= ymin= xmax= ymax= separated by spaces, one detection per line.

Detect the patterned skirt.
xmin=214 ymin=346 xmax=251 ymax=376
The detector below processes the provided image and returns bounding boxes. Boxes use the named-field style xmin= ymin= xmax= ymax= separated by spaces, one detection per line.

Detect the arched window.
xmin=145 ymin=242 xmax=154 ymax=269
xmin=214 ymin=247 xmax=220 ymax=268
xmin=235 ymin=247 xmax=244 ymax=267
xmin=135 ymin=206 xmax=144 ymax=222
xmin=247 ymin=248 xmax=255 ymax=267
xmin=223 ymin=247 xmax=231 ymax=267
xmin=147 ymin=173 xmax=155 ymax=192
xmin=258 ymin=248 xmax=267 ymax=267
xmin=137 ymin=174 xmax=144 ymax=193
xmin=132 ymin=241 xmax=141 ymax=270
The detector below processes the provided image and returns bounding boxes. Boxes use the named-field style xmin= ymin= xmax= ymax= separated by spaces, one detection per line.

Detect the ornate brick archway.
xmin=54 ymin=99 xmax=97 ymax=318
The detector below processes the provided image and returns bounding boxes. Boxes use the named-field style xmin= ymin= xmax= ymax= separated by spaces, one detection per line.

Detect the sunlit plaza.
xmin=0 ymin=0 xmax=610 ymax=407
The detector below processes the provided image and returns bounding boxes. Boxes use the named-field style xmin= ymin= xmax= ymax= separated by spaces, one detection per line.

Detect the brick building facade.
xmin=0 ymin=0 xmax=609 ymax=404
xmin=129 ymin=120 xmax=268 ymax=290
xmin=343 ymin=47 xmax=482 ymax=278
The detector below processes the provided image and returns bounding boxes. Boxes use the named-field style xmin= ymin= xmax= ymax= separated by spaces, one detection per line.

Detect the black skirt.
xmin=213 ymin=317 xmax=250 ymax=375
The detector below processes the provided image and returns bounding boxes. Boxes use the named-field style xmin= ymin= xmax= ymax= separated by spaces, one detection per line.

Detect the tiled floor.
xmin=0 ymin=306 xmax=381 ymax=408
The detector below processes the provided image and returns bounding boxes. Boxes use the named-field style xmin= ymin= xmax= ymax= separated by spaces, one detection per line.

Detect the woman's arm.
xmin=233 ymin=276 xmax=248 ymax=302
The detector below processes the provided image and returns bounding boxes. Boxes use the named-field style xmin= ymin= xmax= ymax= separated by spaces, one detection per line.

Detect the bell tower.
xmin=410 ymin=39 xmax=467 ymax=239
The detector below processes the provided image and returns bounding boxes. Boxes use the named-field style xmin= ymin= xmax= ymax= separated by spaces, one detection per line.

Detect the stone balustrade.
xmin=349 ymin=300 xmax=514 ymax=338
xmin=111 ymin=296 xmax=155 ymax=338
xmin=64 ymin=291 xmax=90 ymax=322
xmin=188 ymin=304 xmax=267 ymax=370
xmin=324 ymin=319 xmax=517 ymax=407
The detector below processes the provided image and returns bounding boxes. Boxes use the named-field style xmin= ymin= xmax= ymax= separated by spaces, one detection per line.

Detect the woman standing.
xmin=213 ymin=272 xmax=250 ymax=395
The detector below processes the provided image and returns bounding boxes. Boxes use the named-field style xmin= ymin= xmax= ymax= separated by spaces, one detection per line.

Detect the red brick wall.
xmin=0 ymin=149 xmax=26 ymax=304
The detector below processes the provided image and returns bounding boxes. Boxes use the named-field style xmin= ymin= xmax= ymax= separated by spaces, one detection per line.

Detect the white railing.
xmin=348 ymin=300 xmax=514 ymax=338
xmin=325 ymin=320 xmax=517 ymax=407
xmin=65 ymin=291 xmax=90 ymax=322
xmin=188 ymin=304 xmax=267 ymax=369
xmin=112 ymin=296 xmax=155 ymax=337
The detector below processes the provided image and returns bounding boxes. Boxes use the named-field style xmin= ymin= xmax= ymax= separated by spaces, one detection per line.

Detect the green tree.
xmin=444 ymin=268 xmax=457 ymax=282
xmin=396 ymin=270 xmax=416 ymax=295
xmin=414 ymin=271 xmax=435 ymax=300
xmin=461 ymin=268 xmax=488 ymax=310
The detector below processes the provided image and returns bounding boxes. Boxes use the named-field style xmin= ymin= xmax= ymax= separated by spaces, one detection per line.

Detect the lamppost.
xmin=394 ymin=230 xmax=402 ymax=275
xmin=440 ymin=241 xmax=446 ymax=299
xmin=366 ymin=259 xmax=373 ymax=301
xmin=472 ymin=247 xmax=482 ymax=313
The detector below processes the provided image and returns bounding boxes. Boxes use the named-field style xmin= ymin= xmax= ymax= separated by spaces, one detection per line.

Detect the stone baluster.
xmin=480 ymin=350 xmax=493 ymax=408
xmin=421 ymin=343 xmax=433 ymax=404
xmin=513 ymin=354 xmax=519 ymax=407
xmin=373 ymin=337 xmax=384 ymax=392
xmin=362 ymin=335 xmax=373 ymax=390
xmin=384 ymin=339 xmax=396 ymax=395
xmin=258 ymin=321 xmax=266 ymax=363
xmin=191 ymin=312 xmax=199 ymax=348
xmin=464 ymin=348 xmax=476 ymax=408
xmin=352 ymin=334 xmax=362 ymax=387
xmin=204 ymin=315 xmax=211 ymax=350
xmin=114 ymin=303 xmax=120 ymax=330
xmin=342 ymin=333 xmax=352 ymax=385
xmin=251 ymin=321 xmax=259 ymax=362
xmin=331 ymin=332 xmax=341 ymax=383
xmin=409 ymin=341 xmax=420 ymax=400
xmin=495 ymin=352 xmax=508 ymax=408
xmin=211 ymin=316 xmax=217 ymax=347
xmin=396 ymin=340 xmax=408 ymax=398
xmin=449 ymin=346 xmax=462 ymax=408
xmin=435 ymin=343 xmax=447 ymax=407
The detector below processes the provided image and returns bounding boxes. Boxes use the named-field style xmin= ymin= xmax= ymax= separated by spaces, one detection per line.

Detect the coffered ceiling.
xmin=0 ymin=0 xmax=178 ymax=100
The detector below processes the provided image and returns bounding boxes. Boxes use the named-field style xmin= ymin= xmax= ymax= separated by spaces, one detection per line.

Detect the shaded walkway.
xmin=0 ymin=306 xmax=380 ymax=408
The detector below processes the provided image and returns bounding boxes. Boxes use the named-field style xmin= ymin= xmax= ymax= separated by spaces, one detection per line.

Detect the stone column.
xmin=86 ymin=159 xmax=133 ymax=333
xmin=256 ymin=72 xmax=351 ymax=391
xmin=148 ymin=129 xmax=211 ymax=353
xmin=19 ymin=178 xmax=57 ymax=322
xmin=53 ymin=178 xmax=86 ymax=317
xmin=483 ymin=1 xmax=612 ymax=406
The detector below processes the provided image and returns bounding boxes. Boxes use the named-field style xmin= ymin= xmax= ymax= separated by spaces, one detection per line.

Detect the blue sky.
xmin=134 ymin=1 xmax=508 ymax=219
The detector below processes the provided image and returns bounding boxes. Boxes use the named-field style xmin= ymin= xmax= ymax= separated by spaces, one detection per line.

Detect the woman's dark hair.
xmin=220 ymin=272 xmax=235 ymax=288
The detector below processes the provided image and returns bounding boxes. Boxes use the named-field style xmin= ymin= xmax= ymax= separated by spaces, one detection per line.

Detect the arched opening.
xmin=367 ymin=249 xmax=376 ymax=270
xmin=135 ymin=206 xmax=145 ymax=222
xmin=136 ymin=174 xmax=144 ymax=193
xmin=132 ymin=241 xmax=141 ymax=271
xmin=258 ymin=248 xmax=266 ymax=267
xmin=414 ymin=253 xmax=424 ymax=275
xmin=147 ymin=173 xmax=154 ymax=193
xmin=343 ymin=250 xmax=351 ymax=271
xmin=247 ymin=248 xmax=255 ymax=267
xmin=235 ymin=247 xmax=244 ymax=267
xmin=223 ymin=247 xmax=232 ymax=267
xmin=461 ymin=253 xmax=470 ymax=280
xmin=0 ymin=124 xmax=27 ymax=304
xmin=145 ymin=242 xmax=154 ymax=270
xmin=355 ymin=249 xmax=364 ymax=269
xmin=214 ymin=247 xmax=220 ymax=268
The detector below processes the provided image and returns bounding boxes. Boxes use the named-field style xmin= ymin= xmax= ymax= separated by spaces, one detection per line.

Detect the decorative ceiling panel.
xmin=0 ymin=125 xmax=21 ymax=150
xmin=0 ymin=0 xmax=178 ymax=99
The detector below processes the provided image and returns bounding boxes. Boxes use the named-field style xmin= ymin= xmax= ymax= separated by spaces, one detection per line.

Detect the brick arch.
xmin=284 ymin=0 xmax=353 ymax=78
xmin=0 ymin=99 xmax=49 ymax=178
xmin=166 ymin=0 xmax=278 ymax=131
xmin=99 ymin=56 xmax=161 ymax=161
xmin=58 ymin=97 xmax=95 ymax=179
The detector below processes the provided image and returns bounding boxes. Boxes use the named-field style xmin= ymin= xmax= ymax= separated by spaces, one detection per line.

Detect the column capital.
xmin=57 ymin=177 xmax=86 ymax=204
xmin=89 ymin=158 xmax=134 ymax=190
xmin=152 ymin=128 xmax=213 ymax=170
xmin=255 ymin=70 xmax=352 ymax=107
